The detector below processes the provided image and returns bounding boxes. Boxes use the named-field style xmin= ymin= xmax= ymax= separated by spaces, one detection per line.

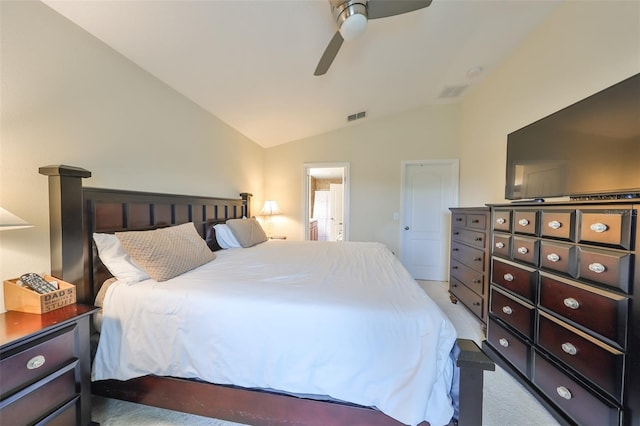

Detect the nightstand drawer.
xmin=0 ymin=364 xmax=77 ymax=425
xmin=0 ymin=324 xmax=76 ymax=399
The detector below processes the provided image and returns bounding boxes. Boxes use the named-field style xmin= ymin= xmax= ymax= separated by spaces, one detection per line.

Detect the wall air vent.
xmin=347 ymin=111 xmax=367 ymax=122
xmin=438 ymin=85 xmax=468 ymax=99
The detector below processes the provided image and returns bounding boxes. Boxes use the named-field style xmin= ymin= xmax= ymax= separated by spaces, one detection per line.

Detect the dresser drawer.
xmin=450 ymin=259 xmax=483 ymax=296
xmin=0 ymin=325 xmax=76 ymax=399
xmin=577 ymin=247 xmax=632 ymax=293
xmin=538 ymin=313 xmax=623 ymax=400
xmin=488 ymin=317 xmax=530 ymax=376
xmin=0 ymin=365 xmax=77 ymax=425
xmin=540 ymin=210 xmax=576 ymax=241
xmin=491 ymin=259 xmax=537 ymax=302
xmin=450 ymin=278 xmax=483 ymax=319
xmin=512 ymin=236 xmax=539 ymax=266
xmin=492 ymin=234 xmax=511 ymax=259
xmin=452 ymin=227 xmax=486 ymax=249
xmin=514 ymin=210 xmax=538 ymax=236
xmin=579 ymin=209 xmax=634 ymax=250
xmin=451 ymin=241 xmax=485 ymax=271
xmin=539 ymin=273 xmax=628 ymax=347
xmin=534 ymin=352 xmax=620 ymax=426
xmin=466 ymin=214 xmax=487 ymax=230
xmin=490 ymin=288 xmax=534 ymax=340
xmin=493 ymin=210 xmax=512 ymax=232
xmin=540 ymin=241 xmax=575 ymax=277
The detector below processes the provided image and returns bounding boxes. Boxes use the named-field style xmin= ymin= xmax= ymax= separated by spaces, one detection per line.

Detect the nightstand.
xmin=0 ymin=304 xmax=99 ymax=425
xmin=269 ymin=236 xmax=287 ymax=240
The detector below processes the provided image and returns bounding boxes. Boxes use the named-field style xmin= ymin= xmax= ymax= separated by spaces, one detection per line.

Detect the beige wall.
xmin=0 ymin=1 xmax=264 ymax=311
xmin=459 ymin=0 xmax=640 ymax=206
xmin=265 ymin=103 xmax=461 ymax=253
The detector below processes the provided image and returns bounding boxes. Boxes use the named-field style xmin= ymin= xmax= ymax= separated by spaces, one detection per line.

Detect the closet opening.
xmin=303 ymin=163 xmax=350 ymax=241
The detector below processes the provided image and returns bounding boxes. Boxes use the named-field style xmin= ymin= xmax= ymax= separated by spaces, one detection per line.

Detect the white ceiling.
xmin=43 ymin=0 xmax=561 ymax=148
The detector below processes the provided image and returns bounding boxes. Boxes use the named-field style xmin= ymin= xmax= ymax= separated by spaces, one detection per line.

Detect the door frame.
xmin=303 ymin=162 xmax=350 ymax=241
xmin=399 ymin=159 xmax=459 ymax=277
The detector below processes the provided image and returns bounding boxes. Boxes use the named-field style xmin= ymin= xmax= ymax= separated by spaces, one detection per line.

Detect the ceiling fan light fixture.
xmin=337 ymin=2 xmax=368 ymax=40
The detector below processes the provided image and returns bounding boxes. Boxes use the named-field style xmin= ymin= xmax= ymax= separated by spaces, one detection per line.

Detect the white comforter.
xmin=92 ymin=240 xmax=457 ymax=426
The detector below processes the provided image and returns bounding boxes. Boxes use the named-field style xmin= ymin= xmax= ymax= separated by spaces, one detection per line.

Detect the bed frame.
xmin=40 ymin=165 xmax=494 ymax=426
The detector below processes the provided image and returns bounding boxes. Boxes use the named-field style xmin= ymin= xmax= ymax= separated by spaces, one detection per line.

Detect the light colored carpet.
xmin=91 ymin=280 xmax=560 ymax=426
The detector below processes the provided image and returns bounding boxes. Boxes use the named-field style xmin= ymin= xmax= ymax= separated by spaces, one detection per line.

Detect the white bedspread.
xmin=92 ymin=240 xmax=457 ymax=426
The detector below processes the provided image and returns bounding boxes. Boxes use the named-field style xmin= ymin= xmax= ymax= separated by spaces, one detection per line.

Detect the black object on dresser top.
xmin=0 ymin=304 xmax=98 ymax=426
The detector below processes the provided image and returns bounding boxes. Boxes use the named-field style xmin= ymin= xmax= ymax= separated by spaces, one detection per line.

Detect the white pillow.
xmin=213 ymin=224 xmax=242 ymax=249
xmin=93 ymin=233 xmax=150 ymax=284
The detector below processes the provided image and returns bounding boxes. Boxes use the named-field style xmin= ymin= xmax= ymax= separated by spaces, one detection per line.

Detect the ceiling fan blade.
xmin=368 ymin=0 xmax=432 ymax=20
xmin=314 ymin=31 xmax=344 ymax=76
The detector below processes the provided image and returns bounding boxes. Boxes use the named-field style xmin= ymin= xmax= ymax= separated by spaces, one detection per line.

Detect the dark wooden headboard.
xmin=40 ymin=165 xmax=251 ymax=304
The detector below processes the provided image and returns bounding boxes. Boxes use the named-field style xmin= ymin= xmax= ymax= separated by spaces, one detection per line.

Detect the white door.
xmin=400 ymin=161 xmax=458 ymax=281
xmin=329 ymin=183 xmax=344 ymax=240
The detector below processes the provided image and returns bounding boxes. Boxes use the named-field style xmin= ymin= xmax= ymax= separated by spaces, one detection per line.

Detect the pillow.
xmin=226 ymin=218 xmax=268 ymax=248
xmin=93 ymin=233 xmax=150 ymax=284
xmin=205 ymin=225 xmax=223 ymax=251
xmin=94 ymin=277 xmax=118 ymax=308
xmin=116 ymin=222 xmax=216 ymax=282
xmin=213 ymin=224 xmax=242 ymax=249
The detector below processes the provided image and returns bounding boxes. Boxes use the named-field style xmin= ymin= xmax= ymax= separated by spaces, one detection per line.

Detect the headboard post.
xmin=240 ymin=193 xmax=253 ymax=217
xmin=39 ymin=165 xmax=91 ymax=302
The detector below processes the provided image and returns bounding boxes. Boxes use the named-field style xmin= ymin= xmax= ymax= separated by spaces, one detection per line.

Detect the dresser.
xmin=483 ymin=201 xmax=639 ymax=426
xmin=0 ymin=304 xmax=98 ymax=425
xmin=449 ymin=207 xmax=490 ymax=324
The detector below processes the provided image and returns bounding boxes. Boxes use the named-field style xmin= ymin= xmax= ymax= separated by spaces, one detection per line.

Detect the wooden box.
xmin=3 ymin=275 xmax=76 ymax=314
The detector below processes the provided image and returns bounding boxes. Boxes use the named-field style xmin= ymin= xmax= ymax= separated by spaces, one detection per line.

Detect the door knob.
xmin=404 ymin=226 xmax=410 ymax=230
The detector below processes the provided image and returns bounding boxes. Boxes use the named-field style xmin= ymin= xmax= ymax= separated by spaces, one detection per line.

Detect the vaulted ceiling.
xmin=43 ymin=0 xmax=561 ymax=147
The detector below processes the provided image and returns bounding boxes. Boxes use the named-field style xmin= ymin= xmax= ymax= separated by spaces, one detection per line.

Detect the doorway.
xmin=400 ymin=160 xmax=459 ymax=281
xmin=303 ymin=163 xmax=350 ymax=241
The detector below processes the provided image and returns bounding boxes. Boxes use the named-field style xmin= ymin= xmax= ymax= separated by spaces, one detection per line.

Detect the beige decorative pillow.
xmin=116 ymin=222 xmax=216 ymax=282
xmin=226 ymin=218 xmax=268 ymax=248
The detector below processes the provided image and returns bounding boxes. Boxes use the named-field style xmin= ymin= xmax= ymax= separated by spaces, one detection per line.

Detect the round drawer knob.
xmin=503 ymin=273 xmax=514 ymax=282
xmin=518 ymin=218 xmax=529 ymax=226
xmin=495 ymin=242 xmax=505 ymax=249
xmin=499 ymin=338 xmax=509 ymax=348
xmin=588 ymin=262 xmax=606 ymax=273
xmin=548 ymin=220 xmax=562 ymax=229
xmin=27 ymin=355 xmax=46 ymax=370
xmin=563 ymin=297 xmax=580 ymax=310
xmin=517 ymin=247 xmax=528 ymax=255
xmin=561 ymin=342 xmax=578 ymax=355
xmin=502 ymin=306 xmax=513 ymax=315
xmin=590 ymin=222 xmax=608 ymax=233
xmin=556 ymin=386 xmax=572 ymax=400
xmin=496 ymin=217 xmax=506 ymax=225
xmin=547 ymin=253 xmax=560 ymax=262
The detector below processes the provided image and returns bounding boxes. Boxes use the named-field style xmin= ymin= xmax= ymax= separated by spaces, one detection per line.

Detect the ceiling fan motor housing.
xmin=332 ymin=0 xmax=368 ymax=40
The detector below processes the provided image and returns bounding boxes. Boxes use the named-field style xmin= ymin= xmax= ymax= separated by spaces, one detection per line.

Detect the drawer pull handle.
xmin=547 ymin=253 xmax=560 ymax=262
xmin=27 ymin=355 xmax=46 ymax=370
xmin=499 ymin=338 xmax=509 ymax=348
xmin=502 ymin=306 xmax=513 ymax=315
xmin=456 ymin=217 xmax=463 ymax=222
xmin=561 ymin=342 xmax=577 ymax=355
xmin=588 ymin=262 xmax=606 ymax=273
xmin=474 ymin=257 xmax=482 ymax=262
xmin=453 ymin=231 xmax=460 ymax=235
xmin=548 ymin=220 xmax=562 ymax=229
xmin=563 ymin=297 xmax=580 ymax=310
xmin=503 ymin=273 xmax=514 ymax=282
xmin=496 ymin=217 xmax=506 ymax=225
xmin=518 ymin=218 xmax=529 ymax=226
xmin=517 ymin=247 xmax=528 ymax=255
xmin=495 ymin=242 xmax=505 ymax=249
xmin=475 ymin=237 xmax=483 ymax=241
xmin=556 ymin=386 xmax=572 ymax=400
xmin=590 ymin=222 xmax=608 ymax=233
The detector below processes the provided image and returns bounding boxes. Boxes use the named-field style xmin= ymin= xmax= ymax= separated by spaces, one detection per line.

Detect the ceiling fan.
xmin=314 ymin=0 xmax=433 ymax=76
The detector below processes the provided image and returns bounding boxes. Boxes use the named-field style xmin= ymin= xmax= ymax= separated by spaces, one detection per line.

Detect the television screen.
xmin=505 ymin=74 xmax=640 ymax=200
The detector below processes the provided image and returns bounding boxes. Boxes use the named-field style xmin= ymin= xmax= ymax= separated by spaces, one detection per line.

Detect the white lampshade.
xmin=0 ymin=207 xmax=33 ymax=231
xmin=260 ymin=200 xmax=282 ymax=216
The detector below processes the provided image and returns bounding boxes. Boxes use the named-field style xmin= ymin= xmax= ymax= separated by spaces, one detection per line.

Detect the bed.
xmin=40 ymin=165 xmax=494 ymax=426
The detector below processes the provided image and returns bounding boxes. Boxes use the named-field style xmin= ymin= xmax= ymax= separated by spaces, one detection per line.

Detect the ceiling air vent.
xmin=438 ymin=85 xmax=468 ymax=99
xmin=347 ymin=111 xmax=367 ymax=122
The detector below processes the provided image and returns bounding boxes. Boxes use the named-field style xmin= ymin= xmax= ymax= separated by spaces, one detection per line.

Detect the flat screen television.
xmin=505 ymin=73 xmax=640 ymax=201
